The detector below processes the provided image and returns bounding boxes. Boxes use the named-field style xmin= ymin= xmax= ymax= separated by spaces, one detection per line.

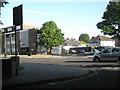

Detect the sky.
xmin=1 ymin=0 xmax=110 ymax=40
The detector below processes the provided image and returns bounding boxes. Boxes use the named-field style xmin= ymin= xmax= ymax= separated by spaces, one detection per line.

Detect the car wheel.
xmin=93 ymin=57 xmax=100 ymax=62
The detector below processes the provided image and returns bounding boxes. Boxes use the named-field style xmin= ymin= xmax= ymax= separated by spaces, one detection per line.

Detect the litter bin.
xmin=2 ymin=56 xmax=20 ymax=78
xmin=11 ymin=56 xmax=20 ymax=76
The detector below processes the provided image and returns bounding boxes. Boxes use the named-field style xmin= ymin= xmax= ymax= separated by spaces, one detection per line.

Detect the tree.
xmin=0 ymin=0 xmax=9 ymax=25
xmin=96 ymin=1 xmax=120 ymax=39
xmin=79 ymin=33 xmax=90 ymax=42
xmin=0 ymin=0 xmax=8 ymax=7
xmin=39 ymin=21 xmax=64 ymax=54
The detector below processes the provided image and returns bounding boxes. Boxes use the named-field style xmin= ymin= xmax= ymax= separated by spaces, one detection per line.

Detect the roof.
xmin=99 ymin=36 xmax=113 ymax=41
xmin=89 ymin=35 xmax=114 ymax=43
xmin=23 ymin=25 xmax=40 ymax=30
xmin=65 ymin=40 xmax=81 ymax=46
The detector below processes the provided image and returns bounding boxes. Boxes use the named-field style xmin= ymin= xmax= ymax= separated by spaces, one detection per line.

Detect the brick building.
xmin=1 ymin=25 xmax=40 ymax=55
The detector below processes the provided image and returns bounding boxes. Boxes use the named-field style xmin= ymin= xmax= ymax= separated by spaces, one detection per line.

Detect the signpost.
xmin=13 ymin=4 xmax=23 ymax=76
xmin=13 ymin=4 xmax=23 ymax=57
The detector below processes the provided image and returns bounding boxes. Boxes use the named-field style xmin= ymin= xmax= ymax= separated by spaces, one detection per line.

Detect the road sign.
xmin=13 ymin=4 xmax=23 ymax=26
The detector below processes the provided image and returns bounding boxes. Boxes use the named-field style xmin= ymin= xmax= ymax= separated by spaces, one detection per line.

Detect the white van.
xmin=93 ymin=47 xmax=120 ymax=62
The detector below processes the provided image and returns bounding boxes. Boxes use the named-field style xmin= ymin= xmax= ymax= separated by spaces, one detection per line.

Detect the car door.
xmin=100 ymin=48 xmax=112 ymax=61
xmin=111 ymin=48 xmax=120 ymax=61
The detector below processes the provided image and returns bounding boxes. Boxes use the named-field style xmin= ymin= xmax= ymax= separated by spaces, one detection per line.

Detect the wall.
xmin=100 ymin=41 xmax=115 ymax=47
xmin=29 ymin=29 xmax=37 ymax=54
xmin=20 ymin=29 xmax=29 ymax=48
xmin=51 ymin=46 xmax=62 ymax=55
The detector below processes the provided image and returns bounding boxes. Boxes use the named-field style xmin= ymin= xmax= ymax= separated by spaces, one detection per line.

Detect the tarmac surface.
xmin=2 ymin=55 xmax=93 ymax=88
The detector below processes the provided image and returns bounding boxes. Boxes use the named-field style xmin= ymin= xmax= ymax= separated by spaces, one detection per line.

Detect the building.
xmin=1 ymin=25 xmax=40 ymax=55
xmin=114 ymin=38 xmax=120 ymax=47
xmin=88 ymin=35 xmax=115 ymax=47
xmin=62 ymin=39 xmax=86 ymax=54
xmin=111 ymin=37 xmax=120 ymax=47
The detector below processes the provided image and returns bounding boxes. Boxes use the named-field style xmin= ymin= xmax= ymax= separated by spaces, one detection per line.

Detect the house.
xmin=62 ymin=39 xmax=86 ymax=54
xmin=114 ymin=38 xmax=120 ymax=47
xmin=111 ymin=37 xmax=120 ymax=47
xmin=88 ymin=35 xmax=115 ymax=47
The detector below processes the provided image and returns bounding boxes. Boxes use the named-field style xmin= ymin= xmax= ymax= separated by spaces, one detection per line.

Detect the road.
xmin=17 ymin=55 xmax=120 ymax=88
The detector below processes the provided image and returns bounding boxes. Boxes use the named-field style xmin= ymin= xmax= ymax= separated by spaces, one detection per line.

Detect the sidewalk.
xmin=2 ymin=63 xmax=93 ymax=87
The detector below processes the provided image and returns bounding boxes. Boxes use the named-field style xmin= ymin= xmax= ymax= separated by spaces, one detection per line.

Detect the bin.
xmin=2 ymin=56 xmax=19 ymax=78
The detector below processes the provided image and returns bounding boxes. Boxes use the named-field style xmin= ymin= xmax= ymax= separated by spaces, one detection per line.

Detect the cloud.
xmin=8 ymin=0 xmax=109 ymax=2
xmin=24 ymin=10 xmax=66 ymax=16
xmin=24 ymin=10 xmax=51 ymax=15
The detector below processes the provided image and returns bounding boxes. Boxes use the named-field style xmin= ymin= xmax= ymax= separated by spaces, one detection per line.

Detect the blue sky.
xmin=1 ymin=0 xmax=109 ymax=40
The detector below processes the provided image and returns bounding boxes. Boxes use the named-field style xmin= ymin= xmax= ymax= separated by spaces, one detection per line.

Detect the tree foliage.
xmin=96 ymin=1 xmax=120 ymax=39
xmin=0 ymin=1 xmax=8 ymax=7
xmin=0 ymin=0 xmax=9 ymax=25
xmin=39 ymin=21 xmax=64 ymax=54
xmin=79 ymin=33 xmax=90 ymax=42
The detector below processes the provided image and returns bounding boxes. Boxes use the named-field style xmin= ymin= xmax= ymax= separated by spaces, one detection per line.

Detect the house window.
xmin=11 ymin=41 xmax=15 ymax=44
xmin=7 ymin=48 xmax=10 ymax=52
xmin=12 ymin=48 xmax=15 ymax=52
xmin=7 ymin=41 xmax=10 ymax=45
xmin=2 ymin=29 xmax=4 ymax=33
xmin=7 ymin=28 xmax=12 ymax=32
xmin=6 ymin=34 xmax=10 ymax=38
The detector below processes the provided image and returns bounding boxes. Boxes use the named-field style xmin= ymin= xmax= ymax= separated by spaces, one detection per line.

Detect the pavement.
xmin=2 ymin=55 xmax=93 ymax=88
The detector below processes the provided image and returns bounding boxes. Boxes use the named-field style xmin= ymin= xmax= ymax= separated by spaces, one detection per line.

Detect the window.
xmin=112 ymin=48 xmax=119 ymax=52
xmin=103 ymin=48 xmax=111 ymax=53
xmin=2 ymin=29 xmax=4 ymax=33
xmin=11 ymin=41 xmax=15 ymax=44
xmin=7 ymin=28 xmax=12 ymax=32
xmin=6 ymin=34 xmax=10 ymax=38
xmin=12 ymin=34 xmax=15 ymax=37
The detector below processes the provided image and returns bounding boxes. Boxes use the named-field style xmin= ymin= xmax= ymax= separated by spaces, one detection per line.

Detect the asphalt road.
xmin=19 ymin=68 xmax=119 ymax=88
xmin=15 ymin=55 xmax=120 ymax=89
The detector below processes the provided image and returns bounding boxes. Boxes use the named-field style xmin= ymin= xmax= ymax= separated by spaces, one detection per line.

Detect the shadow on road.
xmin=65 ymin=61 xmax=94 ymax=63
xmin=65 ymin=60 xmax=119 ymax=63
xmin=80 ymin=64 xmax=120 ymax=68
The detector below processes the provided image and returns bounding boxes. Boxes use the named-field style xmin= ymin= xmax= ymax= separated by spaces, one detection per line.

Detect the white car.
xmin=93 ymin=47 xmax=120 ymax=62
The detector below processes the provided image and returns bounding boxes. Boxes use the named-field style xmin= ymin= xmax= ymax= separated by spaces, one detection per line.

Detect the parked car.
xmin=93 ymin=47 xmax=120 ymax=62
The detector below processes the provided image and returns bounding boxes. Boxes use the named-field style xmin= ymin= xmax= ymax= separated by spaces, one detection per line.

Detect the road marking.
xmin=48 ymin=68 xmax=97 ymax=85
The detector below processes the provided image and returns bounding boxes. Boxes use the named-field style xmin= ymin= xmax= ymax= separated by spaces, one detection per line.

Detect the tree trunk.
xmin=47 ymin=47 xmax=52 ymax=54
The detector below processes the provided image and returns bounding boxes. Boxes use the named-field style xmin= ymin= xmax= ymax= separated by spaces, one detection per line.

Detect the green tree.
xmin=39 ymin=21 xmax=64 ymax=54
xmin=0 ymin=0 xmax=9 ymax=25
xmin=79 ymin=33 xmax=90 ymax=42
xmin=0 ymin=1 xmax=8 ymax=7
xmin=96 ymin=1 xmax=120 ymax=39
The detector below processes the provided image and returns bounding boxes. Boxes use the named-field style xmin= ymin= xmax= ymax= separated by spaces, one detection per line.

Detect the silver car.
xmin=93 ymin=47 xmax=120 ymax=62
